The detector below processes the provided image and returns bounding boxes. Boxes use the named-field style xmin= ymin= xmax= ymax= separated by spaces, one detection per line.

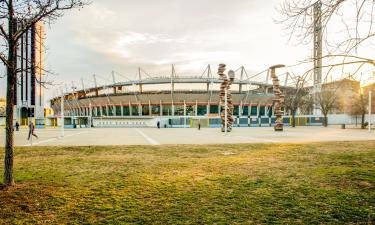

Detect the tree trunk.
xmin=361 ymin=112 xmax=365 ymax=129
xmin=323 ymin=114 xmax=328 ymax=127
xmin=291 ymin=111 xmax=296 ymax=127
xmin=4 ymin=0 xmax=15 ymax=187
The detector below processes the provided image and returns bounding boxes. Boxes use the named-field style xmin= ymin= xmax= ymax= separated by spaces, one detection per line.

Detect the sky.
xmin=42 ymin=0 xmax=310 ymax=98
xmin=0 ymin=0 xmax=373 ymax=101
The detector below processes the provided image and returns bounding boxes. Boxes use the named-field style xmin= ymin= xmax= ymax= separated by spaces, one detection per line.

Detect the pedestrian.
xmin=157 ymin=121 xmax=160 ymax=129
xmin=15 ymin=121 xmax=19 ymax=131
xmin=198 ymin=119 xmax=201 ymax=130
xmin=27 ymin=121 xmax=38 ymax=140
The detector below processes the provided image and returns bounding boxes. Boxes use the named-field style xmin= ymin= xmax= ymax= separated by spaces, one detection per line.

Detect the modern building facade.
xmin=14 ymin=21 xmax=45 ymax=125
xmin=50 ymin=70 xmax=306 ymax=128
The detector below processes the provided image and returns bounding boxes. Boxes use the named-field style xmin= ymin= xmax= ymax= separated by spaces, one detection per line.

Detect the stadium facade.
xmin=50 ymin=67 xmax=325 ymax=128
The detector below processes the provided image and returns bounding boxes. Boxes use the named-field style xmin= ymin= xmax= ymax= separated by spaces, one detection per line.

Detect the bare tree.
xmin=315 ymin=86 xmax=340 ymax=127
xmin=277 ymin=0 xmax=375 ymax=82
xmin=348 ymin=91 xmax=368 ymax=129
xmin=278 ymin=0 xmax=375 ymax=54
xmin=1 ymin=0 xmax=90 ymax=188
xmin=284 ymin=75 xmax=310 ymax=127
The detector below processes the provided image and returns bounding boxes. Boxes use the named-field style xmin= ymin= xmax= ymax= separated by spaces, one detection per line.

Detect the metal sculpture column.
xmin=218 ymin=64 xmax=235 ymax=132
xmin=269 ymin=64 xmax=285 ymax=131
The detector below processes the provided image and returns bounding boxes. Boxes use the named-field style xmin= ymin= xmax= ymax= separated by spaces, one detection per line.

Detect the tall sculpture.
xmin=218 ymin=64 xmax=235 ymax=132
xmin=269 ymin=64 xmax=285 ymax=131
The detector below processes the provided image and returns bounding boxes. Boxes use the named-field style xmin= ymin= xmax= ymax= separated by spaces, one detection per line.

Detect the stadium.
xmin=50 ymin=65 xmax=323 ymax=128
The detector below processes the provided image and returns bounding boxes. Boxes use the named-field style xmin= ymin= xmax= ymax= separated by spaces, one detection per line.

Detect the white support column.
xmin=129 ymin=102 xmax=132 ymax=116
xmin=148 ymin=101 xmax=152 ymax=117
xmin=160 ymin=100 xmax=163 ymax=117
xmin=207 ymin=102 xmax=210 ymax=116
xmin=120 ymin=102 xmax=124 ymax=116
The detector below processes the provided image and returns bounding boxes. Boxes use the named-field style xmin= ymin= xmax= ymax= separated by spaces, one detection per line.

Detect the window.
xmin=162 ymin=105 xmax=172 ymax=116
xmin=250 ymin=106 xmax=257 ymax=116
xmin=242 ymin=106 xmax=249 ymax=116
xmin=197 ymin=105 xmax=207 ymax=116
xmin=151 ymin=106 xmax=160 ymax=116
xmin=123 ymin=106 xmax=130 ymax=116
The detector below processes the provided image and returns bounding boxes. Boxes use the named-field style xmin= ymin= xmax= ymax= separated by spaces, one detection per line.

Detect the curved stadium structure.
xmin=50 ymin=66 xmax=295 ymax=128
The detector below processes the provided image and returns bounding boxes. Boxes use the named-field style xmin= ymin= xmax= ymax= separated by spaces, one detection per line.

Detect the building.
xmin=321 ymin=78 xmax=360 ymax=114
xmin=50 ymin=68 xmax=308 ymax=128
xmin=14 ymin=21 xmax=45 ymax=125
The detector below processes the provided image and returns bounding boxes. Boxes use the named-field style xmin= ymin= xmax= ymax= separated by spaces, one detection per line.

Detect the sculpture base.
xmin=221 ymin=127 xmax=232 ymax=132
xmin=274 ymin=125 xmax=283 ymax=132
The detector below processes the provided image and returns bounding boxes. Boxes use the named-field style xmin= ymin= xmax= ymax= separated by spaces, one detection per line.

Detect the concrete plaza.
xmin=0 ymin=126 xmax=374 ymax=146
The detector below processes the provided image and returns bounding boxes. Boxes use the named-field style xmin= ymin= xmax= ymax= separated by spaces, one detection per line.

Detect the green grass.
xmin=0 ymin=142 xmax=374 ymax=224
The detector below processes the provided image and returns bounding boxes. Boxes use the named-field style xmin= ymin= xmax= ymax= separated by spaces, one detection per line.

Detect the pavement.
xmin=1 ymin=126 xmax=374 ymax=146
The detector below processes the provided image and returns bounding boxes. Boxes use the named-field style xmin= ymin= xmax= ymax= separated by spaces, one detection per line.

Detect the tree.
xmin=348 ymin=91 xmax=368 ymax=129
xmin=315 ymin=86 xmax=340 ymax=127
xmin=284 ymin=75 xmax=310 ymax=127
xmin=277 ymin=0 xmax=374 ymax=83
xmin=1 ymin=0 xmax=90 ymax=188
xmin=278 ymin=0 xmax=375 ymax=54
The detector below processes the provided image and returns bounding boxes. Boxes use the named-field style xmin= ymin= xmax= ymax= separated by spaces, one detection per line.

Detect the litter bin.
xmin=341 ymin=124 xmax=345 ymax=129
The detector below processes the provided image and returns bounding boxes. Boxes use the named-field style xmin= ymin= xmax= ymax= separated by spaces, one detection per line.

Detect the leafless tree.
xmin=278 ymin=0 xmax=374 ymax=53
xmin=315 ymin=86 xmax=340 ymax=127
xmin=277 ymin=0 xmax=375 ymax=80
xmin=284 ymin=75 xmax=310 ymax=127
xmin=0 ymin=0 xmax=90 ymax=188
xmin=348 ymin=91 xmax=368 ymax=128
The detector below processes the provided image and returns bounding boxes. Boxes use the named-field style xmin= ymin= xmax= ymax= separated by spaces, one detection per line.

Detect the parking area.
xmin=0 ymin=126 xmax=374 ymax=146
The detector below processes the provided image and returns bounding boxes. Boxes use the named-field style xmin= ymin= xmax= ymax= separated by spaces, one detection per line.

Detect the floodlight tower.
xmin=313 ymin=0 xmax=323 ymax=115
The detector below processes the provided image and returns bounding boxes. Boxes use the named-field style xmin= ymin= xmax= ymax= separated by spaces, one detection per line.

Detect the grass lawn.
xmin=0 ymin=142 xmax=374 ymax=224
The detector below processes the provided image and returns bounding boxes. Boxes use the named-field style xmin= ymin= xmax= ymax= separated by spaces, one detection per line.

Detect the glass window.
xmin=209 ymin=105 xmax=219 ymax=114
xmin=132 ymin=105 xmax=139 ymax=116
xmin=242 ymin=106 xmax=249 ymax=116
xmin=174 ymin=105 xmax=184 ymax=116
xmin=116 ymin=106 xmax=121 ymax=116
xmin=162 ymin=105 xmax=172 ymax=116
xmin=233 ymin=105 xmax=239 ymax=116
xmin=108 ymin=106 xmax=114 ymax=116
xmin=102 ymin=106 xmax=107 ymax=116
xmin=151 ymin=105 xmax=160 ymax=116
xmin=267 ymin=106 xmax=273 ymax=117
xmin=250 ymin=106 xmax=257 ymax=116
xmin=142 ymin=105 xmax=150 ymax=116
xmin=186 ymin=105 xmax=195 ymax=116
xmin=197 ymin=105 xmax=207 ymax=116
xmin=123 ymin=106 xmax=130 ymax=116
xmin=259 ymin=106 xmax=266 ymax=116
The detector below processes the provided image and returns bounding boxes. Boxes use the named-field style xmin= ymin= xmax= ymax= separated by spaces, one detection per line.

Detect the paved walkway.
xmin=1 ymin=126 xmax=374 ymax=146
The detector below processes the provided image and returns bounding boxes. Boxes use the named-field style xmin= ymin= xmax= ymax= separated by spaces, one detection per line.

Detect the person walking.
xmin=27 ymin=121 xmax=38 ymax=140
xmin=157 ymin=121 xmax=160 ymax=129
xmin=15 ymin=121 xmax=19 ymax=131
xmin=198 ymin=119 xmax=201 ymax=130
